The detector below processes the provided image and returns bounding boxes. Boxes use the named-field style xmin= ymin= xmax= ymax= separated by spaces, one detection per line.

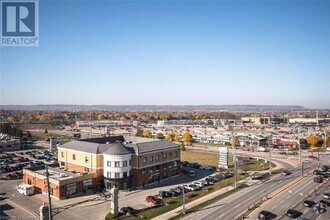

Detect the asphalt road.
xmin=246 ymin=163 xmax=330 ymax=220
xmin=181 ymin=157 xmax=320 ymax=220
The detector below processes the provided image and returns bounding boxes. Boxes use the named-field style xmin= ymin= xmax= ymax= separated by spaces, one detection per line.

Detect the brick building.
xmin=23 ymin=136 xmax=182 ymax=199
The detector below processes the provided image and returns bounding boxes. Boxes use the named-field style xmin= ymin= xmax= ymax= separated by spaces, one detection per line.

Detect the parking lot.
xmin=0 ymin=149 xmax=58 ymax=180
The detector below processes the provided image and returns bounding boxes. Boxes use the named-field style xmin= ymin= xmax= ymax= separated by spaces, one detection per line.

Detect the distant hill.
xmin=0 ymin=104 xmax=307 ymax=112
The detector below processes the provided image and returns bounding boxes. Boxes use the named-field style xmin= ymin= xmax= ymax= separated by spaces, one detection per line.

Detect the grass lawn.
xmin=181 ymin=150 xmax=276 ymax=172
xmin=30 ymin=131 xmax=72 ymax=143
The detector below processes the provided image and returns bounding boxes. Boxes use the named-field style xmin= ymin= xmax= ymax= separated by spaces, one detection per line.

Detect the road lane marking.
xmin=287 ymin=195 xmax=291 ymax=199
xmin=234 ymin=203 xmax=241 ymax=209
xmin=272 ymin=205 xmax=277 ymax=210
xmin=280 ymin=200 xmax=284 ymax=204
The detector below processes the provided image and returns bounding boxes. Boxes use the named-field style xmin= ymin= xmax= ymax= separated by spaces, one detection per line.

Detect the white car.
xmin=323 ymin=192 xmax=330 ymax=199
xmin=193 ymin=181 xmax=204 ymax=188
xmin=183 ymin=184 xmax=200 ymax=191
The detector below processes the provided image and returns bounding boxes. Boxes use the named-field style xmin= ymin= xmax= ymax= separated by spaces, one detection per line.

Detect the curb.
xmin=234 ymin=170 xmax=313 ymax=220
xmin=6 ymin=198 xmax=39 ymax=219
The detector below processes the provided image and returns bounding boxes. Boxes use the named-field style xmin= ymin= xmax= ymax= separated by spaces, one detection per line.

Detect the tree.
xmin=307 ymin=136 xmax=322 ymax=155
xmin=26 ymin=131 xmax=32 ymax=138
xmin=182 ymin=132 xmax=193 ymax=144
xmin=174 ymin=133 xmax=180 ymax=142
xmin=155 ymin=133 xmax=164 ymax=139
xmin=135 ymin=129 xmax=143 ymax=137
xmin=165 ymin=132 xmax=175 ymax=142
xmin=231 ymin=137 xmax=240 ymax=147
xmin=143 ymin=129 xmax=151 ymax=138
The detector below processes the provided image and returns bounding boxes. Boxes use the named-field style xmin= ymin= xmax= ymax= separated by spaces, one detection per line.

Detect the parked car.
xmin=258 ymin=210 xmax=277 ymax=220
xmin=120 ymin=206 xmax=135 ymax=215
xmin=159 ymin=191 xmax=172 ymax=198
xmin=189 ymin=171 xmax=196 ymax=178
xmin=193 ymin=181 xmax=205 ymax=188
xmin=313 ymin=177 xmax=323 ymax=183
xmin=282 ymin=170 xmax=291 ymax=176
xmin=0 ymin=195 xmax=7 ymax=200
xmin=322 ymin=192 xmax=330 ymax=199
xmin=308 ymin=155 xmax=318 ymax=160
xmin=191 ymin=163 xmax=200 ymax=168
xmin=181 ymin=161 xmax=189 ymax=166
xmin=169 ymin=190 xmax=181 ymax=197
xmin=321 ymin=165 xmax=329 ymax=172
xmin=285 ymin=209 xmax=302 ymax=218
xmin=302 ymin=200 xmax=316 ymax=207
xmin=183 ymin=184 xmax=200 ymax=191
xmin=313 ymin=170 xmax=321 ymax=175
xmin=205 ymin=176 xmax=216 ymax=184
xmin=146 ymin=196 xmax=162 ymax=205
xmin=319 ymin=200 xmax=330 ymax=207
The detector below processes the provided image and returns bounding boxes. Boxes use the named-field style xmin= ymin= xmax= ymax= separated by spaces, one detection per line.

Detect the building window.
xmin=85 ymin=167 xmax=89 ymax=173
xmin=115 ymin=161 xmax=120 ymax=167
xmin=149 ymin=166 xmax=154 ymax=173
xmin=155 ymin=165 xmax=160 ymax=171
xmin=61 ymin=161 xmax=65 ymax=166
xmin=129 ymin=160 xmax=131 ymax=165
xmin=156 ymin=155 xmax=159 ymax=161
xmin=174 ymin=151 xmax=177 ymax=157
xmin=123 ymin=161 xmax=127 ymax=167
xmin=61 ymin=152 xmax=64 ymax=158
xmin=143 ymin=157 xmax=147 ymax=163
xmin=107 ymin=172 xmax=111 ymax=178
xmin=163 ymin=153 xmax=167 ymax=159
xmin=27 ymin=178 xmax=32 ymax=185
xmin=169 ymin=152 xmax=172 ymax=158
xmin=115 ymin=173 xmax=120 ymax=178
xmin=142 ymin=168 xmax=147 ymax=174
xmin=174 ymin=161 xmax=177 ymax=167
xmin=85 ymin=157 xmax=89 ymax=163
xmin=123 ymin=172 xmax=127 ymax=178
xmin=107 ymin=161 xmax=111 ymax=167
xmin=150 ymin=156 xmax=153 ymax=162
xmin=73 ymin=154 xmax=76 ymax=160
xmin=50 ymin=187 xmax=54 ymax=195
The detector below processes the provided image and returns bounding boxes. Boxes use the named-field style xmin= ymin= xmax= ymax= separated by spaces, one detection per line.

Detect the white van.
xmin=17 ymin=184 xmax=34 ymax=196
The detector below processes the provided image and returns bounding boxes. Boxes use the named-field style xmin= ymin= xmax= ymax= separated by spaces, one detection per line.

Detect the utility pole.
xmin=232 ymin=128 xmax=237 ymax=189
xmin=298 ymin=127 xmax=301 ymax=162
xmin=45 ymin=165 xmax=53 ymax=220
xmin=301 ymin=162 xmax=304 ymax=177
xmin=268 ymin=141 xmax=272 ymax=175
xmin=182 ymin=185 xmax=186 ymax=214
xmin=89 ymin=114 xmax=92 ymax=139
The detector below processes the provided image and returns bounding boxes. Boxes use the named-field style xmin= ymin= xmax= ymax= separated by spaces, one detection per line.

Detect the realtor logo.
xmin=1 ymin=0 xmax=39 ymax=46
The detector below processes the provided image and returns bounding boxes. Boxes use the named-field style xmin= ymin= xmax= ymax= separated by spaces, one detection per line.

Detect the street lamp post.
xmin=232 ymin=129 xmax=237 ymax=189
xmin=182 ymin=185 xmax=186 ymax=214
xmin=268 ymin=142 xmax=272 ymax=175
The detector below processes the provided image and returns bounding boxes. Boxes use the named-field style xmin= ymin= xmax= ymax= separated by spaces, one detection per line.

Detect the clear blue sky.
xmin=1 ymin=0 xmax=330 ymax=109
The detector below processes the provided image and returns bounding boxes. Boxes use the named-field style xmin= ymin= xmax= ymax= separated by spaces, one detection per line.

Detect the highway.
xmin=247 ymin=161 xmax=330 ymax=220
xmin=181 ymin=156 xmax=326 ymax=220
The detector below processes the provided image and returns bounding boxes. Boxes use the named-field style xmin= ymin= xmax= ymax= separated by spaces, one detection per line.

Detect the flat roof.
xmin=31 ymin=167 xmax=81 ymax=181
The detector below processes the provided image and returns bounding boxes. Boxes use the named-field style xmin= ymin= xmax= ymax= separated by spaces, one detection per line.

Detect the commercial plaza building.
xmin=23 ymin=136 xmax=182 ymax=199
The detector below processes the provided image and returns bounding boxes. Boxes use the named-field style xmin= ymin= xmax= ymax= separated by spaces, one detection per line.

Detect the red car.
xmin=308 ymin=155 xmax=318 ymax=160
xmin=146 ymin=196 xmax=162 ymax=205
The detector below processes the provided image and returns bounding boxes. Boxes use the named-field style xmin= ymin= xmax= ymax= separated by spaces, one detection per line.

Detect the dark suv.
xmin=258 ymin=210 xmax=277 ymax=220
